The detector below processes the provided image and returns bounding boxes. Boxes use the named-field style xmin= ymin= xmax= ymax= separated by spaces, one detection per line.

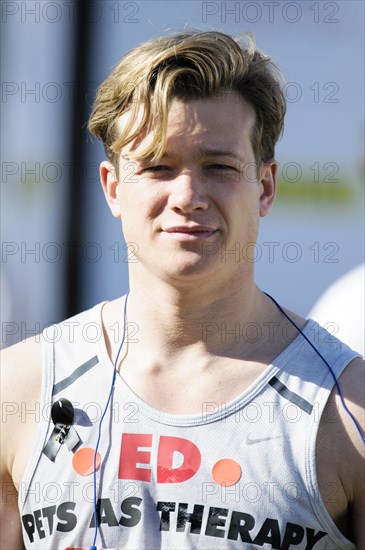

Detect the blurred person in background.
xmin=309 ymin=263 xmax=364 ymax=357
xmin=308 ymin=144 xmax=365 ymax=357
xmin=1 ymin=31 xmax=364 ymax=550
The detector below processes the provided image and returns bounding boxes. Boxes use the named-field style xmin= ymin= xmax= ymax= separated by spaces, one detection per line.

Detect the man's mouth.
xmin=162 ymin=225 xmax=218 ymax=240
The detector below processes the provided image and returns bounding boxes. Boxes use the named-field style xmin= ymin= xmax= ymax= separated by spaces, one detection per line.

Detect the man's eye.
xmin=207 ymin=164 xmax=237 ymax=171
xmin=142 ymin=165 xmax=170 ymax=173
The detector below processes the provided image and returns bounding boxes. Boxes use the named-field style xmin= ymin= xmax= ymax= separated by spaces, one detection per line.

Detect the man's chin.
xmin=157 ymin=258 xmax=221 ymax=283
xmin=130 ymin=250 xmax=224 ymax=285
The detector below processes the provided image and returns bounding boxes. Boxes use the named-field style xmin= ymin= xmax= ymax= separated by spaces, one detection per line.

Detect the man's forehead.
xmin=116 ymin=93 xmax=255 ymax=133
xmin=116 ymin=93 xmax=256 ymax=160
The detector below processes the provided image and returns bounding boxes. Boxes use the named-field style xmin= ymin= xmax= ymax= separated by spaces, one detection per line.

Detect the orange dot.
xmin=212 ymin=458 xmax=242 ymax=486
xmin=72 ymin=447 xmax=101 ymax=476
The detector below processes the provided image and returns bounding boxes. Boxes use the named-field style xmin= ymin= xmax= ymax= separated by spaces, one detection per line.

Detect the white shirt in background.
xmin=308 ymin=263 xmax=365 ymax=357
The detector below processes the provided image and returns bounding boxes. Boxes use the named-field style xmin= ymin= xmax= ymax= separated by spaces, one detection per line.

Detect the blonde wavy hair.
xmin=88 ymin=31 xmax=286 ymax=171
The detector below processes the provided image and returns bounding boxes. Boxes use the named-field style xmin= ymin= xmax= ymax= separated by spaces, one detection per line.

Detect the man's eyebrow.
xmin=162 ymin=149 xmax=246 ymax=163
xmin=197 ymin=149 xmax=246 ymax=163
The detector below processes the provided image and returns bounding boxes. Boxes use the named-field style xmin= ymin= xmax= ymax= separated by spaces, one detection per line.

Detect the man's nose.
xmin=167 ymin=171 xmax=209 ymax=213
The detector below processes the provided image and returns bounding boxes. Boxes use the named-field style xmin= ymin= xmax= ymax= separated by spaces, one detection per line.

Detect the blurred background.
xmin=1 ymin=0 xmax=364 ymax=347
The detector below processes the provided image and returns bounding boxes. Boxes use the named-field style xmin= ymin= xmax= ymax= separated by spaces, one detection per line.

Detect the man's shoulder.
xmin=1 ymin=335 xmax=42 ymax=395
xmin=318 ymin=356 xmax=364 ymax=490
xmin=1 ymin=336 xmax=43 ymax=418
xmin=333 ymin=356 xmax=364 ymax=447
xmin=0 ymin=299 xmax=110 ymax=391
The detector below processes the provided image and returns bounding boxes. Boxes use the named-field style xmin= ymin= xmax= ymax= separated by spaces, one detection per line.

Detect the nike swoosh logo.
xmin=246 ymin=434 xmax=281 ymax=445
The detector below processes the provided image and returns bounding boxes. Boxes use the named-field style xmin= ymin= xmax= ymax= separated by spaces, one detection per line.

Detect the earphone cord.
xmin=91 ymin=292 xmax=130 ymax=550
xmin=264 ymin=292 xmax=365 ymax=446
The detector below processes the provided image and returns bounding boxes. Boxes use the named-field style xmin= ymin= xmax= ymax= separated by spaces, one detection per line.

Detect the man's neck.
xmin=102 ymin=275 xmax=299 ymax=370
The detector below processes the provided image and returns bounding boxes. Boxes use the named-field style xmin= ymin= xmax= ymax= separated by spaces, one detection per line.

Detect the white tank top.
xmin=19 ymin=299 xmax=359 ymax=550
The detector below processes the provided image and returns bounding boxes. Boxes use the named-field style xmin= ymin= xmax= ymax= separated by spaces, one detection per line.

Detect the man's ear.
xmin=259 ymin=159 xmax=277 ymax=217
xmin=100 ymin=161 xmax=121 ymax=218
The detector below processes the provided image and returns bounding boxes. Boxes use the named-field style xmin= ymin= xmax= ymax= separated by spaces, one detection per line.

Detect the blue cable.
xmin=91 ymin=292 xmax=130 ymax=550
xmin=264 ymin=292 xmax=365 ymax=446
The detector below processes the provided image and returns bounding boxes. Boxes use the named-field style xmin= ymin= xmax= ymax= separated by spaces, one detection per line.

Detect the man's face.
xmin=102 ymin=92 xmax=276 ymax=285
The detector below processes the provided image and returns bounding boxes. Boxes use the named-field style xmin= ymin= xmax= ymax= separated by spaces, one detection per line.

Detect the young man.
xmin=1 ymin=31 xmax=364 ymax=550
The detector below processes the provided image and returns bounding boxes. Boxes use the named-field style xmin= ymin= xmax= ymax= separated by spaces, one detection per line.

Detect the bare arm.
xmin=1 ymin=337 xmax=41 ymax=550
xmin=338 ymin=357 xmax=365 ymax=547
xmin=0 ymin=471 xmax=25 ymax=550
xmin=317 ymin=356 xmax=365 ymax=546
